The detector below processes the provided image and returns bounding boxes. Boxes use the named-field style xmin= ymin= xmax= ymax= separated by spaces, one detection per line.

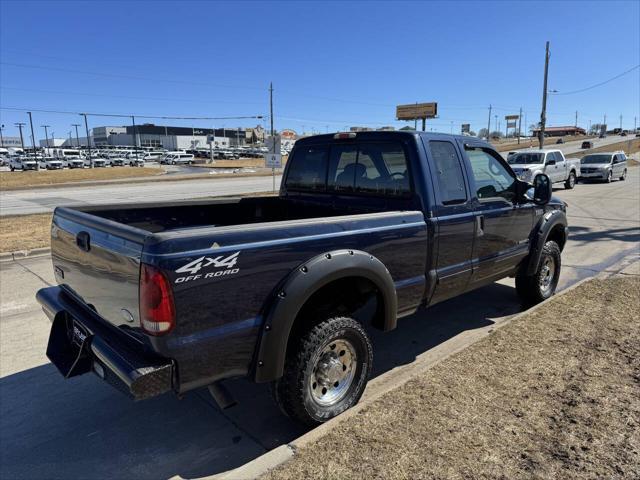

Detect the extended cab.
xmin=38 ymin=132 xmax=568 ymax=425
xmin=507 ymin=149 xmax=580 ymax=189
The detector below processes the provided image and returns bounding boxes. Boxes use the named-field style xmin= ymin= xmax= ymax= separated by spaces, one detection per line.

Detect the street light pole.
xmin=72 ymin=124 xmax=81 ymax=148
xmin=539 ymin=41 xmax=550 ymax=148
xmin=41 ymin=125 xmax=51 ymax=149
xmin=81 ymin=113 xmax=93 ymax=168
xmin=15 ymin=122 xmax=26 ymax=150
xmin=27 ymin=112 xmax=37 ymax=156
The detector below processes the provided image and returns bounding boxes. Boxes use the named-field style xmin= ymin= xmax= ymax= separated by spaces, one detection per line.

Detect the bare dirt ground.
xmin=0 ymin=213 xmax=52 ymax=253
xmin=264 ymin=276 xmax=640 ymax=480
xmin=492 ymin=135 xmax=595 ymax=152
xmin=0 ymin=167 xmax=163 ymax=189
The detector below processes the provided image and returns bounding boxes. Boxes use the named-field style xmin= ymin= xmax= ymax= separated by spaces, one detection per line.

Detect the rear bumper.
xmin=37 ymin=286 xmax=174 ymax=400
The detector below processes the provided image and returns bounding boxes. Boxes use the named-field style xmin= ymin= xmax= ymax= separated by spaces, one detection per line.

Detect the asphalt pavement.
xmin=0 ymin=169 xmax=638 ymax=479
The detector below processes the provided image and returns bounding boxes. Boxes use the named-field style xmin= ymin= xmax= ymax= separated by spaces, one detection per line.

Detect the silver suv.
xmin=580 ymin=151 xmax=627 ymax=183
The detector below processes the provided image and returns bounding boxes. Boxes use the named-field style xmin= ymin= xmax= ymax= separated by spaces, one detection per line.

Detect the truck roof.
xmin=294 ymin=131 xmax=493 ymax=148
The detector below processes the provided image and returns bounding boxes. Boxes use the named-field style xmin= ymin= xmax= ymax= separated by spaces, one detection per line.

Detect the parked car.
xmin=39 ymin=156 xmax=64 ymax=170
xmin=620 ymin=131 xmax=627 ymax=137
xmin=556 ymin=138 xmax=564 ymax=144
xmin=580 ymin=151 xmax=627 ymax=182
xmin=38 ymin=131 xmax=566 ymax=426
xmin=599 ymin=134 xmax=606 ymax=139
xmin=9 ymin=156 xmax=39 ymax=171
xmin=165 ymin=153 xmax=194 ymax=165
xmin=582 ymin=141 xmax=594 ymax=149
xmin=507 ymin=149 xmax=580 ymax=189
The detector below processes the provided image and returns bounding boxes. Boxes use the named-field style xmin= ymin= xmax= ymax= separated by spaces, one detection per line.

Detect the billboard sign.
xmin=507 ymin=121 xmax=517 ymax=129
xmin=461 ymin=123 xmax=471 ymax=134
xmin=504 ymin=114 xmax=520 ymax=120
xmin=396 ymin=102 xmax=438 ymax=120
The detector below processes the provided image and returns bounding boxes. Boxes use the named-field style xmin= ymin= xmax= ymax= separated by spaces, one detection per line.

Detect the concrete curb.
xmin=0 ymin=247 xmax=51 ymax=262
xmin=199 ymin=260 xmax=640 ymax=480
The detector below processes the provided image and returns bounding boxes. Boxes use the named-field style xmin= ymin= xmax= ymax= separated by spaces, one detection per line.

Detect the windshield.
xmin=508 ymin=153 xmax=543 ymax=165
xmin=581 ymin=154 xmax=612 ymax=164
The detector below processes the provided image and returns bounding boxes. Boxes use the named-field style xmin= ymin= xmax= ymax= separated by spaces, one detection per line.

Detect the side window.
xmin=284 ymin=146 xmax=329 ymax=191
xmin=429 ymin=141 xmax=467 ymax=205
xmin=552 ymin=152 xmax=563 ymax=163
xmin=466 ymin=148 xmax=517 ymax=203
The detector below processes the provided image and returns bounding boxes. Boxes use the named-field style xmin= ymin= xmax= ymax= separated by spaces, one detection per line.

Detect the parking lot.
xmin=1 ymin=168 xmax=638 ymax=480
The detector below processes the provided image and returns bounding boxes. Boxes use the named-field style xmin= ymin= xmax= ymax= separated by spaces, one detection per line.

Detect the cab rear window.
xmin=285 ymin=142 xmax=411 ymax=197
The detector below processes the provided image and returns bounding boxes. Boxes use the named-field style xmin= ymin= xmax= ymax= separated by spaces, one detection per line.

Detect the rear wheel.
xmin=516 ymin=240 xmax=561 ymax=306
xmin=273 ymin=316 xmax=372 ymax=426
xmin=620 ymin=169 xmax=627 ymax=181
xmin=564 ymin=172 xmax=576 ymax=189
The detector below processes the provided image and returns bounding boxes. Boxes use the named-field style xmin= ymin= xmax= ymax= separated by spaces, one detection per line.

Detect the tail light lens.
xmin=140 ymin=264 xmax=175 ymax=335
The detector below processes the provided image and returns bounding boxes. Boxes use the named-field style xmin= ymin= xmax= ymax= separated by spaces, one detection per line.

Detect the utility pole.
xmin=575 ymin=111 xmax=578 ymax=128
xmin=0 ymin=124 xmax=4 ymax=147
xmin=269 ymin=81 xmax=275 ymax=192
xmin=27 ymin=112 xmax=37 ymax=157
xmin=15 ymin=122 xmax=26 ymax=150
xmin=539 ymin=41 xmax=550 ymax=149
xmin=131 ymin=116 xmax=138 ymax=162
xmin=634 ymin=116 xmax=637 ymax=132
xmin=517 ymin=107 xmax=523 ymax=144
xmin=486 ymin=104 xmax=492 ymax=140
xmin=41 ymin=125 xmax=51 ymax=149
xmin=81 ymin=113 xmax=93 ymax=168
xmin=414 ymin=102 xmax=418 ymax=130
xmin=72 ymin=124 xmax=81 ymax=148
xmin=619 ymin=114 xmax=623 ymax=131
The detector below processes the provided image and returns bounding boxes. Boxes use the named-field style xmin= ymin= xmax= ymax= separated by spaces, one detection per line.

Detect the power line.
xmin=551 ymin=64 xmax=640 ymax=96
xmin=0 ymin=106 xmax=263 ymax=121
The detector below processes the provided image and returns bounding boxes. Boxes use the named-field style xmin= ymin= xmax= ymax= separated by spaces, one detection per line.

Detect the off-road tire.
xmin=620 ymin=169 xmax=627 ymax=181
xmin=273 ymin=316 xmax=373 ymax=426
xmin=516 ymin=240 xmax=561 ymax=306
xmin=564 ymin=172 xmax=576 ymax=189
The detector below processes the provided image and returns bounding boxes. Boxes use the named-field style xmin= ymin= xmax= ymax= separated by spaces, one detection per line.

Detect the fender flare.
xmin=253 ymin=249 xmax=397 ymax=383
xmin=525 ymin=210 xmax=568 ymax=276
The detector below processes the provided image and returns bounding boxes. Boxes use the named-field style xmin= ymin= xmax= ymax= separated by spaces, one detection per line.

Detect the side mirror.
xmin=526 ymin=174 xmax=552 ymax=205
xmin=545 ymin=159 xmax=556 ymax=165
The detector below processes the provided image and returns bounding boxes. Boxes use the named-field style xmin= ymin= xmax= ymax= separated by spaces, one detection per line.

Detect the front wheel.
xmin=273 ymin=316 xmax=372 ymax=426
xmin=620 ymin=169 xmax=627 ymax=181
xmin=564 ymin=172 xmax=576 ymax=189
xmin=516 ymin=240 xmax=561 ymax=306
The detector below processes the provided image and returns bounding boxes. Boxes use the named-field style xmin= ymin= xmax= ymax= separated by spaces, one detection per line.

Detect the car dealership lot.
xmin=0 ymin=169 xmax=638 ymax=479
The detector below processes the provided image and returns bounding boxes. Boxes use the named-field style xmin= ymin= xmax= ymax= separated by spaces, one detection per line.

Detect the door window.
xmin=466 ymin=148 xmax=517 ymax=202
xmin=429 ymin=141 xmax=467 ymax=205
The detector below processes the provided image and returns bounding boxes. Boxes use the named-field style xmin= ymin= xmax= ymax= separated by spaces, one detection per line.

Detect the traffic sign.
xmin=265 ymin=153 xmax=282 ymax=168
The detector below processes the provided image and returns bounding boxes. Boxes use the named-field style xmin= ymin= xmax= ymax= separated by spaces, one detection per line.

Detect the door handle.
xmin=476 ymin=215 xmax=485 ymax=237
xmin=76 ymin=231 xmax=91 ymax=252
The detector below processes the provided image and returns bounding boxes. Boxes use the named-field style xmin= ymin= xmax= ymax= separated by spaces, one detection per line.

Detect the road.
xmin=1 ymin=134 xmax=633 ymax=217
xmin=0 ymin=174 xmax=282 ymax=216
xmin=1 ymin=169 xmax=638 ymax=479
xmin=504 ymin=133 xmax=633 ymax=156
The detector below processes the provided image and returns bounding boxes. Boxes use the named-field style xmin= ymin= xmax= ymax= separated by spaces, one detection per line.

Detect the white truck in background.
xmin=507 ymin=149 xmax=581 ymax=189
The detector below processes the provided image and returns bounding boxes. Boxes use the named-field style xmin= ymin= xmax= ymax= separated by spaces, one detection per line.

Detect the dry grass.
xmin=0 ymin=213 xmax=52 ymax=253
xmin=264 ymin=276 xmax=640 ymax=480
xmin=0 ymin=167 xmax=164 ymax=190
xmin=192 ymin=155 xmax=289 ymax=169
xmin=567 ymin=138 xmax=640 ymax=159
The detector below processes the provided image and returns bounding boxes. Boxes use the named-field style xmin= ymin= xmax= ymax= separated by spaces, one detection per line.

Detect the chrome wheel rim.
xmin=539 ymin=256 xmax=555 ymax=292
xmin=310 ymin=339 xmax=357 ymax=406
xmin=569 ymin=175 xmax=575 ymax=187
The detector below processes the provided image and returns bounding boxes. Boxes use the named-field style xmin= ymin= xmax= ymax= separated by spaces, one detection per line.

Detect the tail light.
xmin=140 ymin=264 xmax=175 ymax=335
xmin=334 ymin=132 xmax=356 ymax=139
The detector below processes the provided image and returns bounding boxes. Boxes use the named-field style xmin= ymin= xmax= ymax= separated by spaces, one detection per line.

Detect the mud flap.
xmin=46 ymin=315 xmax=93 ymax=379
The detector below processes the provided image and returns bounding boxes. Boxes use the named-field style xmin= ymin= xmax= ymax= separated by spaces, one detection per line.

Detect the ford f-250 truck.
xmin=507 ymin=149 xmax=580 ymax=189
xmin=38 ymin=131 xmax=568 ymax=425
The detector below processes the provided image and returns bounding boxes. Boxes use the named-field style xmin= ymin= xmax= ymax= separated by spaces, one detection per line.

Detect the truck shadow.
xmin=0 ymin=283 xmax=521 ymax=480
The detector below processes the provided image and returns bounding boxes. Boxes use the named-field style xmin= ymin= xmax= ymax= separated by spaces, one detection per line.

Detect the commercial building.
xmin=1 ymin=136 xmax=24 ymax=148
xmin=87 ymin=124 xmax=264 ymax=150
xmin=530 ymin=126 xmax=586 ymax=137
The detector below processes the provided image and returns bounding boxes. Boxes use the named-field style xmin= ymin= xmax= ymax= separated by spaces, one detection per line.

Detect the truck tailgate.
xmin=50 ymin=207 xmax=148 ymax=329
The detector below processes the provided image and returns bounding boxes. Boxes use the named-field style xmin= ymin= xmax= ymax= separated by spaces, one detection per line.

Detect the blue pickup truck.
xmin=38 ymin=131 xmax=568 ymax=425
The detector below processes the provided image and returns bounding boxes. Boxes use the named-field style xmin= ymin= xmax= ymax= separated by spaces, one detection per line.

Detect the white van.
xmin=163 ymin=153 xmax=194 ymax=165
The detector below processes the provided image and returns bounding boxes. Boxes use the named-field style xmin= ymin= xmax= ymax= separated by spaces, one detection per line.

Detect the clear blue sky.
xmin=1 ymin=0 xmax=638 ymax=142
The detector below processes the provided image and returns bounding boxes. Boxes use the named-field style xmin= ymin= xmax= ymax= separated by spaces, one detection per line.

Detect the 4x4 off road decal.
xmin=174 ymin=251 xmax=240 ymax=284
